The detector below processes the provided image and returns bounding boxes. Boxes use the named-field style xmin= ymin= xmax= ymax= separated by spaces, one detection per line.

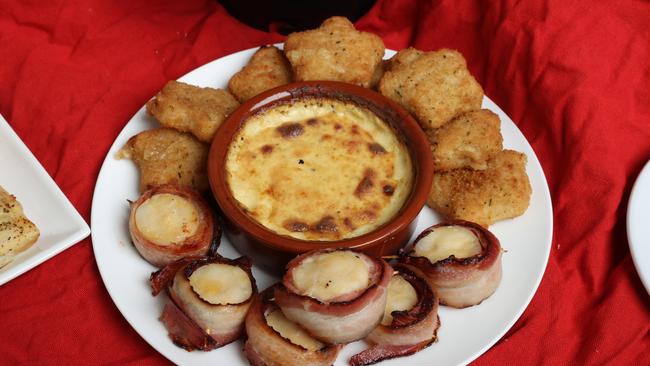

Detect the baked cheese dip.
xmin=226 ymin=98 xmax=413 ymax=241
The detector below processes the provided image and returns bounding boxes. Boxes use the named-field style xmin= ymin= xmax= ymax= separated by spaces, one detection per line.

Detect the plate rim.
xmin=626 ymin=159 xmax=650 ymax=294
xmin=90 ymin=46 xmax=554 ymax=366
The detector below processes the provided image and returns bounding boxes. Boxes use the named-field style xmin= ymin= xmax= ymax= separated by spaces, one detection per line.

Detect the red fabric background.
xmin=1 ymin=0 xmax=649 ymax=364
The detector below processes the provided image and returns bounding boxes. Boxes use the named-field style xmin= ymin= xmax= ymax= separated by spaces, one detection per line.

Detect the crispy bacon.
xmin=274 ymin=248 xmax=392 ymax=344
xmin=150 ymin=256 xmax=202 ymax=296
xmin=349 ymin=339 xmax=434 ymax=366
xmin=159 ymin=290 xmax=219 ymax=351
xmin=244 ymin=287 xmax=342 ymax=366
xmin=400 ymin=220 xmax=503 ymax=308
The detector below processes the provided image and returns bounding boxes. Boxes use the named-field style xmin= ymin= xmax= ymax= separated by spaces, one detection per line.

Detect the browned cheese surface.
xmin=226 ymin=98 xmax=412 ymax=241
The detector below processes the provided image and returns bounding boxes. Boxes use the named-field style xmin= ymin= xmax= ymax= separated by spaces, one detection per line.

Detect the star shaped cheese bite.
xmin=228 ymin=45 xmax=292 ymax=102
xmin=284 ymin=16 xmax=385 ymax=87
xmin=379 ymin=48 xmax=483 ymax=130
xmin=117 ymin=128 xmax=209 ymax=193
xmin=147 ymin=81 xmax=239 ymax=143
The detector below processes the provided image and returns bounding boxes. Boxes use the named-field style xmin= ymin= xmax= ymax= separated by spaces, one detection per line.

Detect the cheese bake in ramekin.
xmin=208 ymin=81 xmax=433 ymax=271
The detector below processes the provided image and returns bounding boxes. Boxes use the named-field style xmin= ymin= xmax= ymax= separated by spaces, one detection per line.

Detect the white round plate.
xmin=91 ymin=47 xmax=553 ymax=366
xmin=627 ymin=160 xmax=650 ymax=294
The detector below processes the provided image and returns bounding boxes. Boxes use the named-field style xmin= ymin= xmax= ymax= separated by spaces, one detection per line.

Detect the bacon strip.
xmin=274 ymin=249 xmax=392 ymax=344
xmin=150 ymin=256 xmax=202 ymax=296
xmin=349 ymin=339 xmax=434 ymax=366
xmin=400 ymin=220 xmax=503 ymax=308
xmin=159 ymin=290 xmax=219 ymax=351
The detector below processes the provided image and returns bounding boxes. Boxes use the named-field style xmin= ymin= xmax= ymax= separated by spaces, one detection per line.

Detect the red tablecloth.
xmin=1 ymin=0 xmax=649 ymax=364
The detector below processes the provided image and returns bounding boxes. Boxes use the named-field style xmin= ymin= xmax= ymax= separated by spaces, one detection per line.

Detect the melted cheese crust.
xmin=265 ymin=308 xmax=324 ymax=351
xmin=413 ymin=225 xmax=482 ymax=263
xmin=382 ymin=274 xmax=418 ymax=325
xmin=226 ymin=98 xmax=413 ymax=240
xmin=291 ymin=251 xmax=370 ymax=302
xmin=135 ymin=193 xmax=199 ymax=245
xmin=188 ymin=263 xmax=252 ymax=305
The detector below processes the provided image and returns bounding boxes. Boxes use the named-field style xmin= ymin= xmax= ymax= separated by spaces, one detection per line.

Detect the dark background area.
xmin=218 ymin=0 xmax=376 ymax=33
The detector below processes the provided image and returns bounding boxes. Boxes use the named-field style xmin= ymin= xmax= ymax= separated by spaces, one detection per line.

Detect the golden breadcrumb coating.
xmin=118 ymin=128 xmax=209 ymax=193
xmin=0 ymin=186 xmax=39 ymax=268
xmin=228 ymin=45 xmax=292 ymax=102
xmin=146 ymin=81 xmax=239 ymax=143
xmin=428 ymin=150 xmax=531 ymax=227
xmin=284 ymin=16 xmax=385 ymax=87
xmin=428 ymin=109 xmax=503 ymax=171
xmin=379 ymin=48 xmax=483 ymax=130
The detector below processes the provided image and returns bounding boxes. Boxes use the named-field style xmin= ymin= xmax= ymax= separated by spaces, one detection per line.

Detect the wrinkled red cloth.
xmin=1 ymin=0 xmax=649 ymax=365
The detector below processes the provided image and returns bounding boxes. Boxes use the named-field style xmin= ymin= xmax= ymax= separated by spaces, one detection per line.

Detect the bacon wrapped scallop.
xmin=129 ymin=184 xmax=219 ymax=267
xmin=400 ymin=220 xmax=503 ymax=308
xmin=150 ymin=256 xmax=256 ymax=350
xmin=274 ymin=248 xmax=392 ymax=344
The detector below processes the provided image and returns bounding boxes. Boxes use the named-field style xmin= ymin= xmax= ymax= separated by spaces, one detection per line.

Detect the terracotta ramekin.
xmin=208 ymin=81 xmax=433 ymax=272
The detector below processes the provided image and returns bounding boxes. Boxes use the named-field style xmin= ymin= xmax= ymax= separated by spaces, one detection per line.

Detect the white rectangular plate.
xmin=0 ymin=114 xmax=90 ymax=285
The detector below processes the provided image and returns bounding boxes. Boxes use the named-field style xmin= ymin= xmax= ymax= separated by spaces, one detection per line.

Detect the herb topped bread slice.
xmin=0 ymin=186 xmax=39 ymax=268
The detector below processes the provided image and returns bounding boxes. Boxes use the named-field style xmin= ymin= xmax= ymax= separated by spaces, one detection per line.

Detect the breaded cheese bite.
xmin=117 ymin=128 xmax=209 ymax=193
xmin=379 ymin=48 xmax=483 ymax=130
xmin=284 ymin=16 xmax=385 ymax=87
xmin=428 ymin=109 xmax=503 ymax=171
xmin=228 ymin=45 xmax=292 ymax=102
xmin=427 ymin=150 xmax=531 ymax=227
xmin=147 ymin=81 xmax=239 ymax=143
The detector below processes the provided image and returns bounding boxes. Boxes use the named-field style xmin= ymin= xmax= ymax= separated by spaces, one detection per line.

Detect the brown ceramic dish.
xmin=208 ymin=81 xmax=433 ymax=271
